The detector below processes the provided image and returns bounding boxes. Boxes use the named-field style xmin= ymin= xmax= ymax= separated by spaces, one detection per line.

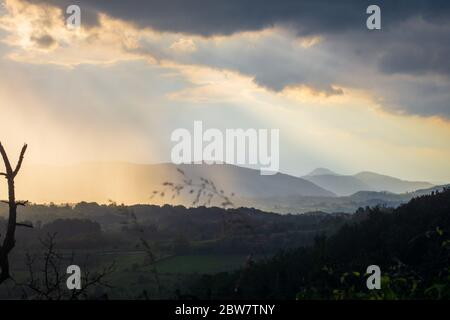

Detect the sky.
xmin=0 ymin=0 xmax=449 ymax=182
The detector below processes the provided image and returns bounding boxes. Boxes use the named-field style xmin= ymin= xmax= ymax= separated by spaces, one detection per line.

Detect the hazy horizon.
xmin=1 ymin=0 xmax=450 ymax=183
xmin=0 ymin=161 xmax=441 ymax=206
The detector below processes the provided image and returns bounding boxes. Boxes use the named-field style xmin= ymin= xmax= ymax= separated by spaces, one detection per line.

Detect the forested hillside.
xmin=188 ymin=189 xmax=450 ymax=299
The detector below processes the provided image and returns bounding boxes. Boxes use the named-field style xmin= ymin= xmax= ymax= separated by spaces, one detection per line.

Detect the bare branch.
xmin=19 ymin=234 xmax=115 ymax=299
xmin=13 ymin=144 xmax=28 ymax=177
xmin=0 ymin=142 xmax=13 ymax=175
xmin=16 ymin=222 xmax=33 ymax=228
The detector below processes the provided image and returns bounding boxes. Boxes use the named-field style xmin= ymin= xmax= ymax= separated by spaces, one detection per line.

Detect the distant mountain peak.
xmin=354 ymin=171 xmax=389 ymax=178
xmin=306 ymin=168 xmax=338 ymax=176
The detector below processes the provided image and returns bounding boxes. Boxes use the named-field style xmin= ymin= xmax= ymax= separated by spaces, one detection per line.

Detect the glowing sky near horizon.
xmin=0 ymin=0 xmax=449 ymax=183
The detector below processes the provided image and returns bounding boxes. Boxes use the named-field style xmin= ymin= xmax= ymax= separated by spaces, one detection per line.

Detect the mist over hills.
xmin=303 ymin=174 xmax=371 ymax=196
xmin=247 ymin=184 xmax=449 ymax=214
xmin=13 ymin=162 xmax=334 ymax=205
xmin=302 ymin=168 xmax=434 ymax=196
xmin=354 ymin=171 xmax=434 ymax=194
xmin=9 ymin=162 xmax=441 ymax=214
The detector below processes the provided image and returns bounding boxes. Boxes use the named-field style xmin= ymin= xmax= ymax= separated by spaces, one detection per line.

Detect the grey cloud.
xmin=381 ymin=78 xmax=450 ymax=118
xmin=21 ymin=0 xmax=450 ymax=118
xmin=147 ymin=23 xmax=450 ymax=118
xmin=378 ymin=30 xmax=450 ymax=77
xmin=30 ymin=33 xmax=57 ymax=48
xmin=26 ymin=0 xmax=450 ymax=36
xmin=25 ymin=0 xmax=450 ymax=78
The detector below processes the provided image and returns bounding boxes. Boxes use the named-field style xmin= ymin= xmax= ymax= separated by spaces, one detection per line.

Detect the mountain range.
xmin=303 ymin=168 xmax=433 ymax=196
xmin=13 ymin=162 xmax=333 ymax=205
xmin=10 ymin=163 xmax=440 ymax=213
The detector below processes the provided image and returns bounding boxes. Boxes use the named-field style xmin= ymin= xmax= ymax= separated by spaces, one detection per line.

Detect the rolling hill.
xmin=12 ymin=162 xmax=335 ymax=205
xmin=8 ymin=163 xmax=440 ymax=214
xmin=302 ymin=168 xmax=434 ymax=196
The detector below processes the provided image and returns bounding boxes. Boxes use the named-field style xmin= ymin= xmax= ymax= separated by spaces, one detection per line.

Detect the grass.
xmin=99 ymin=252 xmax=252 ymax=298
xmin=99 ymin=251 xmax=250 ymax=274
xmin=154 ymin=254 xmax=249 ymax=274
xmin=5 ymin=250 xmax=255 ymax=299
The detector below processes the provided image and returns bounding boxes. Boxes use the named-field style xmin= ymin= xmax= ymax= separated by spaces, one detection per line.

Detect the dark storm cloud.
xmin=26 ymin=0 xmax=450 ymax=78
xmin=26 ymin=0 xmax=450 ymax=36
xmin=21 ymin=0 xmax=450 ymax=118
xmin=378 ymin=26 xmax=450 ymax=77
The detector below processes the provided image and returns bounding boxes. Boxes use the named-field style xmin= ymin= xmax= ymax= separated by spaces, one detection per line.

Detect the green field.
xmin=5 ymin=250 xmax=257 ymax=299
xmin=102 ymin=252 xmax=251 ymax=274
xmin=155 ymin=254 xmax=250 ymax=274
xmin=90 ymin=252 xmax=253 ymax=298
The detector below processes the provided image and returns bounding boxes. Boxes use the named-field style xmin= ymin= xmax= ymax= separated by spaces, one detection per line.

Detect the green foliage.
xmin=189 ymin=189 xmax=450 ymax=300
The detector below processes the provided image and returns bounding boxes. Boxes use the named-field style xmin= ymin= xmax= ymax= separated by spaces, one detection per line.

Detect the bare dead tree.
xmin=0 ymin=142 xmax=29 ymax=284
xmin=20 ymin=233 xmax=115 ymax=300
